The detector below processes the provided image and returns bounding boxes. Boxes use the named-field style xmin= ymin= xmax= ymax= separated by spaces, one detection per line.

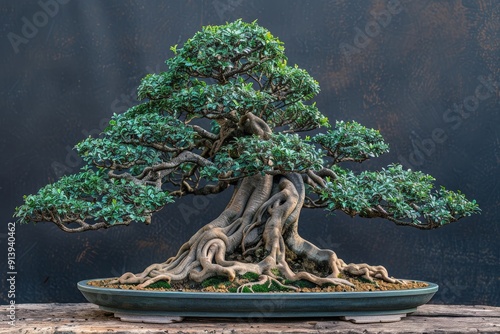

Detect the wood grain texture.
xmin=1 ymin=0 xmax=499 ymax=308
xmin=2 ymin=303 xmax=499 ymax=334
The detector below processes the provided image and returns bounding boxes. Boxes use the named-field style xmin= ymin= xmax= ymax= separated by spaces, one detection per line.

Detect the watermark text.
xmin=7 ymin=0 xmax=71 ymax=54
xmin=6 ymin=222 xmax=17 ymax=326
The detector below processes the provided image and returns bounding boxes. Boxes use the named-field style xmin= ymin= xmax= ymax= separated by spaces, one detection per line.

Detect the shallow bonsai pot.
xmin=78 ymin=278 xmax=438 ymax=322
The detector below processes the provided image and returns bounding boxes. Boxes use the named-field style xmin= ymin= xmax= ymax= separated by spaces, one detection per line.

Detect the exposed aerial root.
xmin=236 ymin=275 xmax=298 ymax=293
xmin=278 ymin=264 xmax=354 ymax=287
xmin=110 ymin=173 xmax=402 ymax=291
xmin=341 ymin=261 xmax=398 ymax=283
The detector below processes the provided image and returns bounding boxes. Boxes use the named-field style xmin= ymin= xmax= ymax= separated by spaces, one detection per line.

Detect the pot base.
xmin=78 ymin=278 xmax=438 ymax=324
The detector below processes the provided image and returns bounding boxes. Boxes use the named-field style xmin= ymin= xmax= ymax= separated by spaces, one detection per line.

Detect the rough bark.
xmin=114 ymin=172 xmax=397 ymax=289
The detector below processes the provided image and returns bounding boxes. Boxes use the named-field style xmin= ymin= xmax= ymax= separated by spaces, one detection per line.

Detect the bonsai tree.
xmin=15 ymin=20 xmax=479 ymax=290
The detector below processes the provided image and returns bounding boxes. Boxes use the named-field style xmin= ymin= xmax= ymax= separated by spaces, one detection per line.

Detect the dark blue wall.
xmin=1 ymin=0 xmax=499 ymax=306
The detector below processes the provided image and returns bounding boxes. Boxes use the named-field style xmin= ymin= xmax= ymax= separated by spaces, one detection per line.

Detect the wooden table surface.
xmin=2 ymin=303 xmax=499 ymax=333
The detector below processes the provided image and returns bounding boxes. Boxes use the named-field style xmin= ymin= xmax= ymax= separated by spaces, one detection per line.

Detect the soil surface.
xmin=88 ymin=274 xmax=428 ymax=293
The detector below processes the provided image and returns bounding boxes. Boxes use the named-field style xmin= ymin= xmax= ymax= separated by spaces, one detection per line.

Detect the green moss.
xmin=241 ymin=272 xmax=260 ymax=281
xmin=285 ymin=279 xmax=317 ymax=289
xmin=239 ymin=279 xmax=295 ymax=293
xmin=248 ymin=284 xmax=268 ymax=292
xmin=356 ymin=276 xmax=376 ymax=284
xmin=201 ymin=276 xmax=231 ymax=288
xmin=147 ymin=280 xmax=171 ymax=289
xmin=192 ymin=273 xmax=327 ymax=293
xmin=239 ymin=287 xmax=253 ymax=293
xmin=270 ymin=268 xmax=282 ymax=277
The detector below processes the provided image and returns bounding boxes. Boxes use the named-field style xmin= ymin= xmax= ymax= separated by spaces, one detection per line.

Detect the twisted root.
xmin=236 ymin=275 xmax=298 ymax=293
xmin=111 ymin=173 xmax=401 ymax=291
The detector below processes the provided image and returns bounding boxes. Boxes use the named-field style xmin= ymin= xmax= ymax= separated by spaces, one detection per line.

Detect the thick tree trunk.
xmin=114 ymin=173 xmax=396 ymax=289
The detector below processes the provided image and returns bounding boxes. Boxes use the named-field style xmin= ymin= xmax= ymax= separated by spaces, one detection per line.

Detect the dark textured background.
xmin=1 ymin=0 xmax=499 ymax=306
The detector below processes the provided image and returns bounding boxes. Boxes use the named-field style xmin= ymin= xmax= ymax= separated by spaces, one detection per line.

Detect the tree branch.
xmin=136 ymin=151 xmax=213 ymax=180
xmin=305 ymin=170 xmax=326 ymax=188
xmin=108 ymin=170 xmax=143 ymax=184
xmin=239 ymin=112 xmax=272 ymax=139
xmin=303 ymin=196 xmax=327 ymax=208
xmin=315 ymin=168 xmax=338 ymax=180
xmin=50 ymin=215 xmax=132 ymax=233
xmin=190 ymin=125 xmax=219 ymax=140
xmin=192 ymin=181 xmax=230 ymax=195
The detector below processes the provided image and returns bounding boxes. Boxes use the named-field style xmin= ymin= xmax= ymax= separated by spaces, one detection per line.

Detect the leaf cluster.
xmin=318 ymin=164 xmax=480 ymax=228
xmin=15 ymin=168 xmax=172 ymax=225
xmin=75 ymin=107 xmax=199 ymax=171
xmin=201 ymin=133 xmax=323 ymax=180
xmin=137 ymin=20 xmax=325 ymax=132
xmin=166 ymin=19 xmax=286 ymax=81
xmin=313 ymin=121 xmax=389 ymax=164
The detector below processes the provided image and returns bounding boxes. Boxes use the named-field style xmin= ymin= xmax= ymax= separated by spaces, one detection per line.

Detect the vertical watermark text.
xmin=6 ymin=222 xmax=17 ymax=326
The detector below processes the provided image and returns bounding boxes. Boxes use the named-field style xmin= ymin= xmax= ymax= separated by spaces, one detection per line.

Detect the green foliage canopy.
xmin=15 ymin=20 xmax=479 ymax=231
